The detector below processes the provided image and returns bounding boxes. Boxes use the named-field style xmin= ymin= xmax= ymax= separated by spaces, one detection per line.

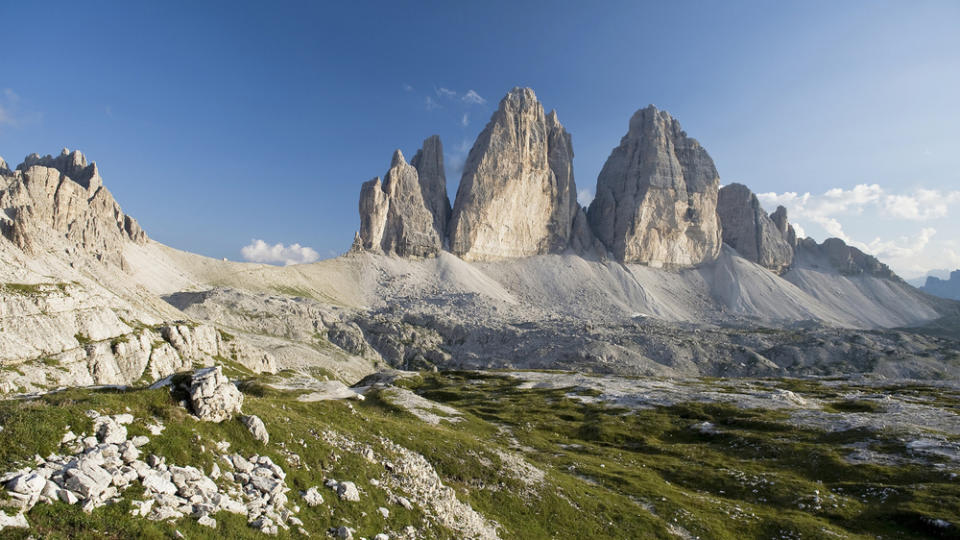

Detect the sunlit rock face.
xmin=358 ymin=143 xmax=447 ymax=258
xmin=587 ymin=106 xmax=722 ymax=267
xmin=448 ymin=87 xmax=579 ymax=261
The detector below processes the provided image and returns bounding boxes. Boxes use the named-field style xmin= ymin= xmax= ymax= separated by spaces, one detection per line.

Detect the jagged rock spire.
xmin=18 ymin=148 xmax=102 ymax=191
xmin=357 ymin=143 xmax=448 ymax=258
xmin=448 ymin=87 xmax=580 ymax=261
xmin=410 ymin=135 xmax=451 ymax=243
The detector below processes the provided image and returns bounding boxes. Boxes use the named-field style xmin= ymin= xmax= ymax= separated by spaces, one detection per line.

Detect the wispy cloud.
xmin=425 ymin=96 xmax=441 ymax=111
xmin=757 ymin=184 xmax=960 ymax=274
xmin=402 ymin=83 xmax=414 ymax=92
xmin=460 ymin=113 xmax=469 ymax=127
xmin=0 ymin=88 xmax=41 ymax=133
xmin=436 ymin=87 xmax=457 ymax=99
xmin=0 ymin=89 xmax=20 ymax=131
xmin=866 ymin=227 xmax=936 ymax=260
xmin=462 ymin=89 xmax=486 ymax=105
xmin=240 ymin=239 xmax=319 ymax=266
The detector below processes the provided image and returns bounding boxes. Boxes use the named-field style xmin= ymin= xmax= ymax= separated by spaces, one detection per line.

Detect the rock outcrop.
xmin=0 ymin=149 xmax=146 ymax=268
xmin=357 ymin=147 xmax=446 ymax=257
xmin=187 ymin=367 xmax=244 ymax=423
xmin=796 ymin=237 xmax=896 ymax=279
xmin=587 ymin=105 xmax=722 ymax=267
xmin=717 ymin=183 xmax=794 ymax=273
xmin=448 ymin=87 xmax=579 ymax=261
xmin=769 ymin=205 xmax=797 ymax=247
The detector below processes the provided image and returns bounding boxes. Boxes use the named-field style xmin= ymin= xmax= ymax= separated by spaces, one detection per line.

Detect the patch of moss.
xmin=824 ymin=399 xmax=885 ymax=413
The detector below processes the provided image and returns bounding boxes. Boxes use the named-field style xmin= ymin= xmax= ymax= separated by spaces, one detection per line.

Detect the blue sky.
xmin=1 ymin=1 xmax=958 ymax=277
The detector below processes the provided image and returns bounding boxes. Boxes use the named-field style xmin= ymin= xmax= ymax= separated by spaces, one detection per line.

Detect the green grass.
xmin=0 ymin=282 xmax=71 ymax=296
xmin=824 ymin=399 xmax=885 ymax=413
xmin=0 ymin=372 xmax=958 ymax=539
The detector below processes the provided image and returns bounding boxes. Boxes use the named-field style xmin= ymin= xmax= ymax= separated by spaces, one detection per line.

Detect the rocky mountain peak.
xmin=0 ymin=149 xmax=146 ymax=268
xmin=391 ymin=149 xmax=406 ymax=168
xmin=356 ymin=138 xmax=449 ymax=257
xmin=921 ymin=270 xmax=960 ymax=300
xmin=717 ymin=183 xmax=794 ymax=274
xmin=587 ymin=105 xmax=722 ymax=266
xmin=448 ymin=87 xmax=580 ymax=261
xmin=797 ymin=237 xmax=896 ymax=280
xmin=18 ymin=148 xmax=102 ymax=191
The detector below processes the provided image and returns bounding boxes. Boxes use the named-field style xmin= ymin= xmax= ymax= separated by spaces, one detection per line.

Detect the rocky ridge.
xmin=717 ymin=183 xmax=795 ymax=273
xmin=0 ymin=149 xmax=145 ymax=269
xmin=922 ymin=270 xmax=960 ymax=300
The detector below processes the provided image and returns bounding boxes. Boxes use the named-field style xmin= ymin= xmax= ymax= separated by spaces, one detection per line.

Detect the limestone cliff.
xmin=587 ymin=106 xmax=722 ymax=267
xmin=410 ymin=135 xmax=451 ymax=243
xmin=357 ymin=144 xmax=448 ymax=257
xmin=448 ymin=87 xmax=579 ymax=261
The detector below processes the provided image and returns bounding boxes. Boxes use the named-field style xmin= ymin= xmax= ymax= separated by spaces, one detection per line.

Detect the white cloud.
xmin=436 ymin=87 xmax=457 ymax=98
xmin=462 ymin=89 xmax=486 ymax=105
xmin=866 ymin=227 xmax=936 ymax=260
xmin=882 ymin=189 xmax=960 ymax=220
xmin=757 ymin=184 xmax=960 ymax=275
xmin=425 ymin=96 xmax=441 ymax=111
xmin=240 ymin=239 xmax=319 ymax=266
xmin=791 ymin=222 xmax=807 ymax=240
xmin=461 ymin=113 xmax=469 ymax=127
xmin=577 ymin=189 xmax=594 ymax=207
xmin=402 ymin=83 xmax=414 ymax=92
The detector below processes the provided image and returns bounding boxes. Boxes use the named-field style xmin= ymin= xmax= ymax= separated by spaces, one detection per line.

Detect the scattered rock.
xmin=303 ymin=486 xmax=324 ymax=507
xmin=327 ymin=479 xmax=361 ymax=502
xmin=1 ymin=413 xmax=299 ymax=535
xmin=187 ymin=367 xmax=243 ymax=422
xmin=242 ymin=415 xmax=269 ymax=444
xmin=333 ymin=525 xmax=355 ymax=539
xmin=0 ymin=511 xmax=29 ymax=530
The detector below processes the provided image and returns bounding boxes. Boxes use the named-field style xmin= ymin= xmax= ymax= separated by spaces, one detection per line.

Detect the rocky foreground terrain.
xmin=1 ymin=87 xmax=959 ymax=537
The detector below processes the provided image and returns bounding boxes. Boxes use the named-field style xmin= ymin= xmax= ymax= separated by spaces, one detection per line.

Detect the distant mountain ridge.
xmin=922 ymin=270 xmax=960 ymax=300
